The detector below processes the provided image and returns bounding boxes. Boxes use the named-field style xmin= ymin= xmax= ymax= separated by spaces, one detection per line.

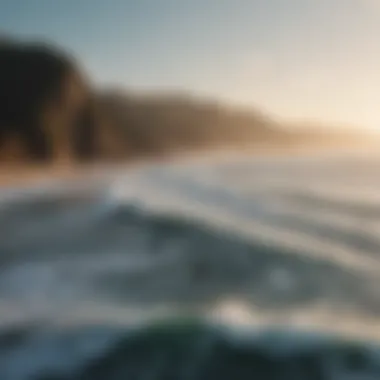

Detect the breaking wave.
xmin=1 ymin=154 xmax=380 ymax=378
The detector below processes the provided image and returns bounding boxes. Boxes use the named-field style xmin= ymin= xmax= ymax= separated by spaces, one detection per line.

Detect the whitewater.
xmin=2 ymin=152 xmax=380 ymax=379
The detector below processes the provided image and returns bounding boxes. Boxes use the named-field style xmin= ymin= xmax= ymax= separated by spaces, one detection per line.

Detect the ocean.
xmin=1 ymin=152 xmax=380 ymax=379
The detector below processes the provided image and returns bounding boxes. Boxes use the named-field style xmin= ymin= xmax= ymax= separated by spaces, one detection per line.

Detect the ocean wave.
xmin=1 ymin=199 xmax=380 ymax=324
xmin=1 ymin=320 xmax=380 ymax=380
xmin=2 ymin=155 xmax=380 ymax=378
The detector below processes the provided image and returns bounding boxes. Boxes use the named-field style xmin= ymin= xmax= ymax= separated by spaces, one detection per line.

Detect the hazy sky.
xmin=1 ymin=0 xmax=380 ymax=130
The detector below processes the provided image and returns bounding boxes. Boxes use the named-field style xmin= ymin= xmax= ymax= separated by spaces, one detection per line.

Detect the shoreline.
xmin=0 ymin=144 xmax=379 ymax=189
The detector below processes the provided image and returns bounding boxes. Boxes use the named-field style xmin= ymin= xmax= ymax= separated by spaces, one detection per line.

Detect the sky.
xmin=1 ymin=0 xmax=380 ymax=130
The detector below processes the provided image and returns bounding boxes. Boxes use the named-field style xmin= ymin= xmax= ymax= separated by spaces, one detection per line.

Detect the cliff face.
xmin=0 ymin=36 xmax=283 ymax=166
xmin=3 ymin=36 xmax=364 ymax=167
xmin=0 ymin=38 xmax=106 ymax=165
xmin=97 ymin=90 xmax=284 ymax=157
xmin=0 ymin=35 xmax=279 ymax=166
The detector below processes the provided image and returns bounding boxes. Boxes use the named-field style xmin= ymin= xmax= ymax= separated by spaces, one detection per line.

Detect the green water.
xmin=64 ymin=319 xmax=380 ymax=380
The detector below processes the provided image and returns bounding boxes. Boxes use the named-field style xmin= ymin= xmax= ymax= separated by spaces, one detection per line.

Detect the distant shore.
xmin=0 ymin=143 xmax=379 ymax=189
